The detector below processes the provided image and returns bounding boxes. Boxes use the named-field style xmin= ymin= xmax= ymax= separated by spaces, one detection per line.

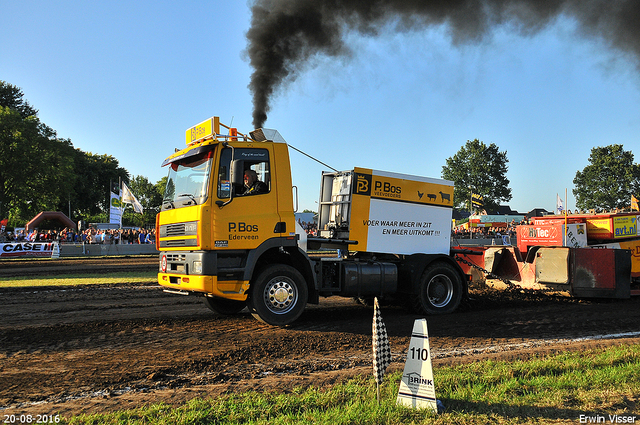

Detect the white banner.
xmin=365 ymin=200 xmax=451 ymax=255
xmin=0 ymin=242 xmax=58 ymax=258
xmin=109 ymin=191 xmax=122 ymax=225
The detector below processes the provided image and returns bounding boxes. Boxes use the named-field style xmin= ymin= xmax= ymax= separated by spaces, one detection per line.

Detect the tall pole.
xmin=469 ymin=186 xmax=473 ymax=239
xmin=108 ymin=179 xmax=111 ymax=221
xmin=119 ymin=177 xmax=123 ymax=229
xmin=564 ymin=188 xmax=568 ymax=246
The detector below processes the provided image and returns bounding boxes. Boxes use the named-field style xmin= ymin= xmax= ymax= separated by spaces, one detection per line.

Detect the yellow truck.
xmin=157 ymin=116 xmax=470 ymax=326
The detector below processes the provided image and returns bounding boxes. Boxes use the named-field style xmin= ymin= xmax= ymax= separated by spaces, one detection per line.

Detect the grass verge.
xmin=0 ymin=271 xmax=157 ymax=287
xmin=67 ymin=343 xmax=640 ymax=424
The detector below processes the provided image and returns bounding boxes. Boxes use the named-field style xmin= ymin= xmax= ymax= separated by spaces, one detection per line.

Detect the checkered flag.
xmin=372 ymin=297 xmax=391 ymax=388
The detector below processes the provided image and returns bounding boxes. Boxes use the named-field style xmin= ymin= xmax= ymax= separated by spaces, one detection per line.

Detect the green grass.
xmin=0 ymin=271 xmax=157 ymax=287
xmin=65 ymin=344 xmax=640 ymax=424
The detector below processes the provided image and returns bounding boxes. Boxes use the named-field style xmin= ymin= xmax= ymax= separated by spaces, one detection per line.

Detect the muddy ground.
xmin=1 ymin=256 xmax=639 ymax=418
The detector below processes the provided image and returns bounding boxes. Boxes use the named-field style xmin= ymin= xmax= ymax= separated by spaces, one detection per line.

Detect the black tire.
xmin=412 ymin=262 xmax=463 ymax=315
xmin=202 ymin=296 xmax=246 ymax=315
xmin=248 ymin=264 xmax=308 ymax=326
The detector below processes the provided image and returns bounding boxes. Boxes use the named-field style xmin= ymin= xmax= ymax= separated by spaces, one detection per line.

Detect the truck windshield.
xmin=162 ymin=150 xmax=213 ymax=210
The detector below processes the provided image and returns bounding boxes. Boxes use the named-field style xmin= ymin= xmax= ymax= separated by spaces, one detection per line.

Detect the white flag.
xmin=556 ymin=194 xmax=564 ymax=215
xmin=122 ymin=182 xmax=144 ymax=214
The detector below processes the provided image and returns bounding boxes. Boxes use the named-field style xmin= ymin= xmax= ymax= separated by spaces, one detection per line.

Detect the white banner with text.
xmin=0 ymin=242 xmax=58 ymax=258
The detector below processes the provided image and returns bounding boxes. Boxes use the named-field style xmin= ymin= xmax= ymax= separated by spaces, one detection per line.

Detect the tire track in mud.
xmin=1 ymin=257 xmax=640 ymax=416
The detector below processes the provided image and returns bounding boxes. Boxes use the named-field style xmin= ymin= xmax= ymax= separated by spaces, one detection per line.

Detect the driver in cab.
xmin=240 ymin=169 xmax=267 ymax=196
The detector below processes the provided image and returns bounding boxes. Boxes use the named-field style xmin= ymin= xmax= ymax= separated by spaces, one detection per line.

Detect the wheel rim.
xmin=263 ymin=276 xmax=298 ymax=315
xmin=426 ymin=273 xmax=453 ymax=308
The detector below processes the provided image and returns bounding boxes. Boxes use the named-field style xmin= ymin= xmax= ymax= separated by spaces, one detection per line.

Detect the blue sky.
xmin=2 ymin=1 xmax=639 ymax=214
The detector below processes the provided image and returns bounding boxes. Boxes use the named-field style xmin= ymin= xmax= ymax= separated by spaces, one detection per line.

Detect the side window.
xmin=217 ymin=148 xmax=270 ymax=198
xmin=217 ymin=148 xmax=232 ymax=199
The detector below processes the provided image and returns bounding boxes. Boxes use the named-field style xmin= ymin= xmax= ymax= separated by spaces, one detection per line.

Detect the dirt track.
xmin=1 ymin=257 xmax=640 ymax=417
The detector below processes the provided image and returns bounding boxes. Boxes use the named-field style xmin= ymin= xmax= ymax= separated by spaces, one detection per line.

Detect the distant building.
xmin=496 ymin=205 xmax=520 ymax=215
xmin=454 ymin=206 xmax=551 ymax=229
xmin=526 ymin=208 xmax=551 ymax=220
xmin=452 ymin=209 xmax=472 ymax=221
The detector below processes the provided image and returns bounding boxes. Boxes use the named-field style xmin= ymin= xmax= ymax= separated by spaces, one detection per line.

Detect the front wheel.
xmin=248 ymin=264 xmax=308 ymax=326
xmin=412 ymin=262 xmax=463 ymax=315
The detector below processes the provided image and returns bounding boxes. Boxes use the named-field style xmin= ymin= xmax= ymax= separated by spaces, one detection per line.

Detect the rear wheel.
xmin=412 ymin=262 xmax=463 ymax=315
xmin=249 ymin=264 xmax=308 ymax=326
xmin=203 ymin=296 xmax=246 ymax=315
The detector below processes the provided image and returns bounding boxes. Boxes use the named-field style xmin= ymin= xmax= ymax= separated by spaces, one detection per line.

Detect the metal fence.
xmin=59 ymin=243 xmax=158 ymax=257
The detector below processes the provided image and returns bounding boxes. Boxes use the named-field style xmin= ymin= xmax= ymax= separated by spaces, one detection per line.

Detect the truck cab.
xmin=157 ymin=117 xmax=314 ymax=325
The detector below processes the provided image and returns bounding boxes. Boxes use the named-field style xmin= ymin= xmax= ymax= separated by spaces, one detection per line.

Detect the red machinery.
xmin=454 ymin=212 xmax=640 ymax=298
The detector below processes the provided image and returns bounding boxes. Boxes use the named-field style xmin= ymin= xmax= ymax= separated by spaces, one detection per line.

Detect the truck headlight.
xmin=193 ymin=261 xmax=202 ymax=274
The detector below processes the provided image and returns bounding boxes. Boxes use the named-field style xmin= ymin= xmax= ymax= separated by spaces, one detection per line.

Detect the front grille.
xmin=166 ymin=240 xmax=187 ymax=247
xmin=160 ymin=221 xmax=198 ymax=238
xmin=165 ymin=223 xmax=185 ymax=237
xmin=160 ymin=239 xmax=198 ymax=248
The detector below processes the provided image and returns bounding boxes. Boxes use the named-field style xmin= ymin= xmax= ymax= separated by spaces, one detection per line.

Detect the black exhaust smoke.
xmin=247 ymin=0 xmax=640 ymax=129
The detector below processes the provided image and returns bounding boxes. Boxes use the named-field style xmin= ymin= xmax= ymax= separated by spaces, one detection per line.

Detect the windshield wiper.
xmin=179 ymin=193 xmax=198 ymax=205
xmin=162 ymin=200 xmax=175 ymax=209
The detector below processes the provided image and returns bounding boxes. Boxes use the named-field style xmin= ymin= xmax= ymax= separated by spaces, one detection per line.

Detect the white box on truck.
xmin=318 ymin=167 xmax=454 ymax=256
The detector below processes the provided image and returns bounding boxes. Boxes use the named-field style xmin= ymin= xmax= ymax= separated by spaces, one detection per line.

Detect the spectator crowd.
xmin=452 ymin=218 xmax=528 ymax=239
xmin=298 ymin=219 xmax=317 ymax=236
xmin=1 ymin=227 xmax=156 ymax=244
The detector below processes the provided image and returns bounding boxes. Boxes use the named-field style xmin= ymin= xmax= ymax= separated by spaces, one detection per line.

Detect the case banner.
xmin=0 ymin=242 xmax=58 ymax=258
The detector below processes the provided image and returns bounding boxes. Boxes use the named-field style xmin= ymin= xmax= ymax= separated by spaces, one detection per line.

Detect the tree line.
xmin=442 ymin=139 xmax=640 ymax=211
xmin=442 ymin=139 xmax=640 ymax=214
xmin=0 ymin=81 xmax=165 ymax=228
xmin=2 ymin=80 xmax=638 ymax=231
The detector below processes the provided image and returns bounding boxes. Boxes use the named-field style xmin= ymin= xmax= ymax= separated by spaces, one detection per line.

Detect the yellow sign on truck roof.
xmin=185 ymin=116 xmax=220 ymax=145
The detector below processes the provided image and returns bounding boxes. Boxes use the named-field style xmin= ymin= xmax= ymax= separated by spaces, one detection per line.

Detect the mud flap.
xmin=535 ymin=248 xmax=569 ymax=284
xmin=484 ymin=246 xmax=523 ymax=282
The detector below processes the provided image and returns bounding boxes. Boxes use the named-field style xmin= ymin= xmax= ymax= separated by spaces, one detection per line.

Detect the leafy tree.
xmin=573 ymin=144 xmax=640 ymax=211
xmin=441 ymin=139 xmax=512 ymax=212
xmin=71 ymin=150 xmax=129 ymax=220
xmin=0 ymin=105 xmax=76 ymax=224
xmin=0 ymin=81 xmax=37 ymax=118
xmin=0 ymin=81 xmax=166 ymax=228
xmin=0 ymin=81 xmax=131 ymax=226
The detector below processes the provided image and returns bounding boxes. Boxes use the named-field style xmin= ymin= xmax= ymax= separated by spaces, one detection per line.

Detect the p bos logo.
xmin=355 ymin=173 xmax=372 ymax=195
xmin=374 ymin=180 xmax=402 ymax=194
